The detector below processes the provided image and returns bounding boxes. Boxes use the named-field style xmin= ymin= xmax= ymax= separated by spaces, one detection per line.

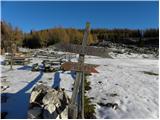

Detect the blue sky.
xmin=1 ymin=1 xmax=159 ymax=32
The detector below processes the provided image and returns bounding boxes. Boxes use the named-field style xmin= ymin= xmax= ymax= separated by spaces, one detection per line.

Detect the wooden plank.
xmin=62 ymin=62 xmax=99 ymax=67
xmin=6 ymin=56 xmax=26 ymax=60
xmin=13 ymin=57 xmax=25 ymax=60
xmin=61 ymin=62 xmax=99 ymax=73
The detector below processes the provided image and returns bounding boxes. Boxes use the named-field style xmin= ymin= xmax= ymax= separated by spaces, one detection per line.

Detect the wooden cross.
xmin=68 ymin=23 xmax=90 ymax=119
xmin=56 ymin=22 xmax=111 ymax=118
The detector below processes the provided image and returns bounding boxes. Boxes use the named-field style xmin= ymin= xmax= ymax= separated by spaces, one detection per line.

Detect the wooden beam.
xmin=61 ymin=62 xmax=99 ymax=73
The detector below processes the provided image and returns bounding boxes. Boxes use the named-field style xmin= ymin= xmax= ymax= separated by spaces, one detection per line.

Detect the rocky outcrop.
xmin=98 ymin=40 xmax=159 ymax=57
xmin=28 ymin=84 xmax=70 ymax=119
xmin=99 ymin=41 xmax=159 ymax=58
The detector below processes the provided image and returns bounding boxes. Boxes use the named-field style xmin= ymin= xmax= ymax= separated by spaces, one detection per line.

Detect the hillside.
xmin=1 ymin=21 xmax=159 ymax=51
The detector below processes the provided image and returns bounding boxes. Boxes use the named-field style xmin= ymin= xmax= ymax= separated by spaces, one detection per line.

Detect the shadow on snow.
xmin=1 ymin=71 xmax=43 ymax=119
xmin=52 ymin=70 xmax=76 ymax=90
xmin=17 ymin=65 xmax=32 ymax=71
xmin=70 ymin=70 xmax=76 ymax=80
xmin=52 ymin=72 xmax=61 ymax=89
xmin=65 ymin=70 xmax=76 ymax=80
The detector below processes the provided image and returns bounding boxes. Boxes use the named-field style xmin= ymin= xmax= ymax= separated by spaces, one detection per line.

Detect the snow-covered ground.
xmin=85 ymin=56 xmax=159 ymax=119
xmin=0 ymin=51 xmax=159 ymax=119
xmin=0 ymin=56 xmax=74 ymax=118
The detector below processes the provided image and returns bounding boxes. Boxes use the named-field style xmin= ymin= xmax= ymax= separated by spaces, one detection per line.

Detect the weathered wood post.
xmin=57 ymin=23 xmax=110 ymax=119
xmin=68 ymin=22 xmax=90 ymax=119
xmin=78 ymin=22 xmax=90 ymax=119
xmin=10 ymin=43 xmax=15 ymax=70
xmin=9 ymin=33 xmax=16 ymax=70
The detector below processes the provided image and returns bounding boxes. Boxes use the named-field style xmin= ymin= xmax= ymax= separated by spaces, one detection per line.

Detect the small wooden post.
xmin=10 ymin=43 xmax=14 ymax=70
xmin=10 ymin=52 xmax=13 ymax=70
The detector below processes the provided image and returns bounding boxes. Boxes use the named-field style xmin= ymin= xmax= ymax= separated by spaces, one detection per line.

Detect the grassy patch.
xmin=84 ymin=95 xmax=96 ymax=119
xmin=84 ymin=76 xmax=96 ymax=119
xmin=48 ymin=78 xmax=52 ymax=81
xmin=84 ymin=79 xmax=91 ymax=91
xmin=106 ymin=93 xmax=119 ymax=97
xmin=97 ymin=102 xmax=118 ymax=110
xmin=142 ymin=71 xmax=158 ymax=76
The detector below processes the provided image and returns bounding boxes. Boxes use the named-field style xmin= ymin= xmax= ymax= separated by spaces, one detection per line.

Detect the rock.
xmin=97 ymin=102 xmax=118 ymax=110
xmin=106 ymin=103 xmax=112 ymax=107
xmin=59 ymin=106 xmax=68 ymax=119
xmin=1 ymin=86 xmax=9 ymax=91
xmin=32 ymin=63 xmax=40 ymax=71
xmin=43 ymin=104 xmax=58 ymax=119
xmin=30 ymin=84 xmax=48 ymax=103
xmin=30 ymin=89 xmax=42 ymax=103
xmin=42 ymin=90 xmax=59 ymax=105
xmin=110 ymin=93 xmax=118 ymax=97
xmin=90 ymin=97 xmax=95 ymax=100
xmin=28 ymin=84 xmax=70 ymax=119
xmin=38 ymin=81 xmax=43 ymax=83
xmin=45 ymin=103 xmax=56 ymax=114
xmin=112 ymin=103 xmax=118 ymax=110
xmin=128 ymin=52 xmax=131 ymax=55
xmin=98 ymin=81 xmax=102 ymax=84
xmin=28 ymin=107 xmax=42 ymax=119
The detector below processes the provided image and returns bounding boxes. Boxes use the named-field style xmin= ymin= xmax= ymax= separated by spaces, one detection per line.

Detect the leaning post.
xmin=68 ymin=22 xmax=90 ymax=119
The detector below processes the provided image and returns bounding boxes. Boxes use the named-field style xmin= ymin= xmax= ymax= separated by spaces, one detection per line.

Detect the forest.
xmin=1 ymin=21 xmax=159 ymax=50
